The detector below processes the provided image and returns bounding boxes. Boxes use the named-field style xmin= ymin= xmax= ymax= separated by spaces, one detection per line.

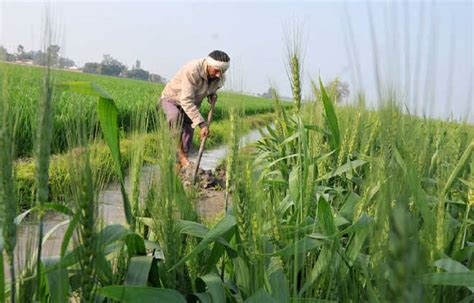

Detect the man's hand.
xmin=200 ymin=123 xmax=209 ymax=139
xmin=208 ymin=94 xmax=217 ymax=106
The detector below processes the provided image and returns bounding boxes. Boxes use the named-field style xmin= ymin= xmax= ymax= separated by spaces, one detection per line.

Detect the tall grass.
xmin=0 ymin=62 xmax=18 ymax=302
xmin=2 ymin=63 xmax=277 ymax=158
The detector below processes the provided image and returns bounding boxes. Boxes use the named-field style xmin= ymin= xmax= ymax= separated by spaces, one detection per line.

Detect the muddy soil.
xmin=179 ymin=163 xmax=230 ymax=221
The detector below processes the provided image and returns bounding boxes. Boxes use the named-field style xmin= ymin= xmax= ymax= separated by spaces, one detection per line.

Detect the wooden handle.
xmin=193 ymin=102 xmax=216 ymax=184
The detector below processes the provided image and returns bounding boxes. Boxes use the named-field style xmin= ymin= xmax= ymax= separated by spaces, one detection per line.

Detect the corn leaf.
xmin=246 ymin=289 xmax=277 ymax=303
xmin=196 ymin=273 xmax=225 ymax=303
xmin=319 ymin=77 xmax=340 ymax=151
xmin=169 ymin=215 xmax=236 ymax=271
xmin=125 ymin=256 xmax=154 ymax=286
xmin=98 ymin=286 xmax=186 ymax=303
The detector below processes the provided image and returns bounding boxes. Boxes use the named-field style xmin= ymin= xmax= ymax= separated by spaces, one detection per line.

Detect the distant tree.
xmin=327 ymin=78 xmax=350 ymax=104
xmin=125 ymin=68 xmax=150 ymax=81
xmin=83 ymin=62 xmax=101 ymax=74
xmin=22 ymin=51 xmax=34 ymax=61
xmin=149 ymin=73 xmax=166 ymax=83
xmin=133 ymin=59 xmax=141 ymax=70
xmin=0 ymin=46 xmax=8 ymax=60
xmin=58 ymin=57 xmax=76 ymax=68
xmin=32 ymin=50 xmax=47 ymax=66
xmin=100 ymin=54 xmax=126 ymax=76
xmin=47 ymin=44 xmax=60 ymax=66
xmin=260 ymin=87 xmax=277 ymax=98
xmin=16 ymin=44 xmax=25 ymax=60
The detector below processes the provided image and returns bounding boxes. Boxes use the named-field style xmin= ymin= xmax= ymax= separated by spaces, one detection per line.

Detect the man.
xmin=158 ymin=50 xmax=230 ymax=168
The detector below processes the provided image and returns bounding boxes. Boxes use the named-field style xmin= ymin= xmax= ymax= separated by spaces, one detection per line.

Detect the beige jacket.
xmin=161 ymin=58 xmax=225 ymax=128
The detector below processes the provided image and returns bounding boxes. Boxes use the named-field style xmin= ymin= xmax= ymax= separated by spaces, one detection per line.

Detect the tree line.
xmin=0 ymin=44 xmax=166 ymax=83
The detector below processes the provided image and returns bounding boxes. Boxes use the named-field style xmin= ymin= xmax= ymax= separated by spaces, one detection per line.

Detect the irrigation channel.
xmin=9 ymin=126 xmax=269 ymax=278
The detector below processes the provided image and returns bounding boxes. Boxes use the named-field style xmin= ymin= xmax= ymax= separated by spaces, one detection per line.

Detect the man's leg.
xmin=181 ymin=115 xmax=195 ymax=155
xmin=159 ymin=98 xmax=189 ymax=167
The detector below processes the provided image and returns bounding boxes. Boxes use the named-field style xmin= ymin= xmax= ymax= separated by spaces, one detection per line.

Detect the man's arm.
xmin=180 ymin=69 xmax=206 ymax=129
xmin=208 ymin=93 xmax=218 ymax=106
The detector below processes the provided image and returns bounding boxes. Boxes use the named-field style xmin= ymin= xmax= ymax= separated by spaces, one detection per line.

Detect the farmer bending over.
xmin=158 ymin=50 xmax=230 ymax=168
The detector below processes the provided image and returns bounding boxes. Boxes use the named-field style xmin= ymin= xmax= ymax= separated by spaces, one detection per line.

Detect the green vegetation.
xmin=0 ymin=43 xmax=473 ymax=302
xmin=3 ymin=63 xmax=276 ymax=157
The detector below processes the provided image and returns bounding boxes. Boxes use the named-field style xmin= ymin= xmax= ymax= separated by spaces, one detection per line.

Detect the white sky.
xmin=0 ymin=0 xmax=472 ymax=122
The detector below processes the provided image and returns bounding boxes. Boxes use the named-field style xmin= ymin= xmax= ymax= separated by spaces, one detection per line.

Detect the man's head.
xmin=206 ymin=50 xmax=230 ymax=80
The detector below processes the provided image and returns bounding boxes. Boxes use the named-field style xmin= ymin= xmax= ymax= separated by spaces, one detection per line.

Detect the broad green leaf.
xmin=421 ymin=272 xmax=474 ymax=288
xmin=98 ymin=286 xmax=187 ymax=303
xmin=299 ymin=245 xmax=334 ymax=296
xmin=176 ymin=220 xmax=234 ymax=249
xmin=97 ymin=96 xmax=134 ymax=227
xmin=299 ymin=197 xmax=339 ymax=296
xmin=280 ymin=133 xmax=299 ymax=146
xmin=48 ymin=224 xmax=134 ymax=273
xmin=124 ymin=233 xmax=146 ymax=256
xmin=317 ymin=197 xmax=337 ymax=236
xmin=58 ymin=81 xmax=134 ymax=227
xmin=345 ymin=218 xmax=371 ymax=266
xmin=96 ymin=248 xmax=114 ymax=284
xmin=392 ymin=146 xmax=408 ymax=173
xmin=277 ymin=194 xmax=294 ymax=216
xmin=61 ymin=212 xmax=79 ymax=257
xmin=42 ymin=257 xmax=69 ymax=303
xmin=334 ymin=215 xmax=350 ymax=227
xmin=56 ymin=81 xmax=113 ymax=99
xmin=176 ymin=220 xmax=210 ymax=238
xmin=318 ymin=160 xmax=367 ymax=181
xmin=125 ymin=256 xmax=154 ymax=286
xmin=266 ymin=236 xmax=321 ymax=257
xmin=442 ymin=141 xmax=474 ymax=196
xmin=289 ymin=165 xmax=300 ymax=203
xmin=434 ymin=258 xmax=471 ymax=273
xmin=170 ymin=215 xmax=236 ymax=271
xmin=319 ymin=77 xmax=340 ymax=151
xmin=267 ymin=154 xmax=299 ymax=169
xmin=233 ymin=257 xmax=250 ymax=296
xmin=246 ymin=289 xmax=277 ymax=303
xmin=267 ymin=257 xmax=289 ymax=303
xmin=192 ymin=293 xmax=212 ymax=303
xmin=338 ymin=213 xmax=373 ymax=236
xmin=43 ymin=202 xmax=74 ymax=216
xmin=434 ymin=258 xmax=474 ymax=292
xmin=196 ymin=273 xmax=225 ymax=303
xmin=99 ymin=224 xmax=134 ymax=246
xmin=304 ymin=124 xmax=331 ymax=135
xmin=339 ymin=192 xmax=361 ymax=222
xmin=291 ymin=299 xmax=337 ymax=303
xmin=205 ymin=228 xmax=237 ymax=273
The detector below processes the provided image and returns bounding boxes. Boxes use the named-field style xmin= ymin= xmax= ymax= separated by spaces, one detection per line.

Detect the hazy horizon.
xmin=1 ymin=0 xmax=472 ymax=122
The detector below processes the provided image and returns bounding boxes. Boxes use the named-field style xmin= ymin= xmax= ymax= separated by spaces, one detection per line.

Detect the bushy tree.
xmin=259 ymin=87 xmax=277 ymax=98
xmin=83 ymin=62 xmax=101 ymax=74
xmin=149 ymin=73 xmax=166 ymax=83
xmin=58 ymin=57 xmax=76 ymax=68
xmin=125 ymin=68 xmax=150 ymax=81
xmin=100 ymin=54 xmax=126 ymax=76
xmin=47 ymin=44 xmax=60 ymax=66
xmin=16 ymin=44 xmax=25 ymax=60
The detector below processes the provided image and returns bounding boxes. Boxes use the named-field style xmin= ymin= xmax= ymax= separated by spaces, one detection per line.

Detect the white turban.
xmin=206 ymin=56 xmax=230 ymax=72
